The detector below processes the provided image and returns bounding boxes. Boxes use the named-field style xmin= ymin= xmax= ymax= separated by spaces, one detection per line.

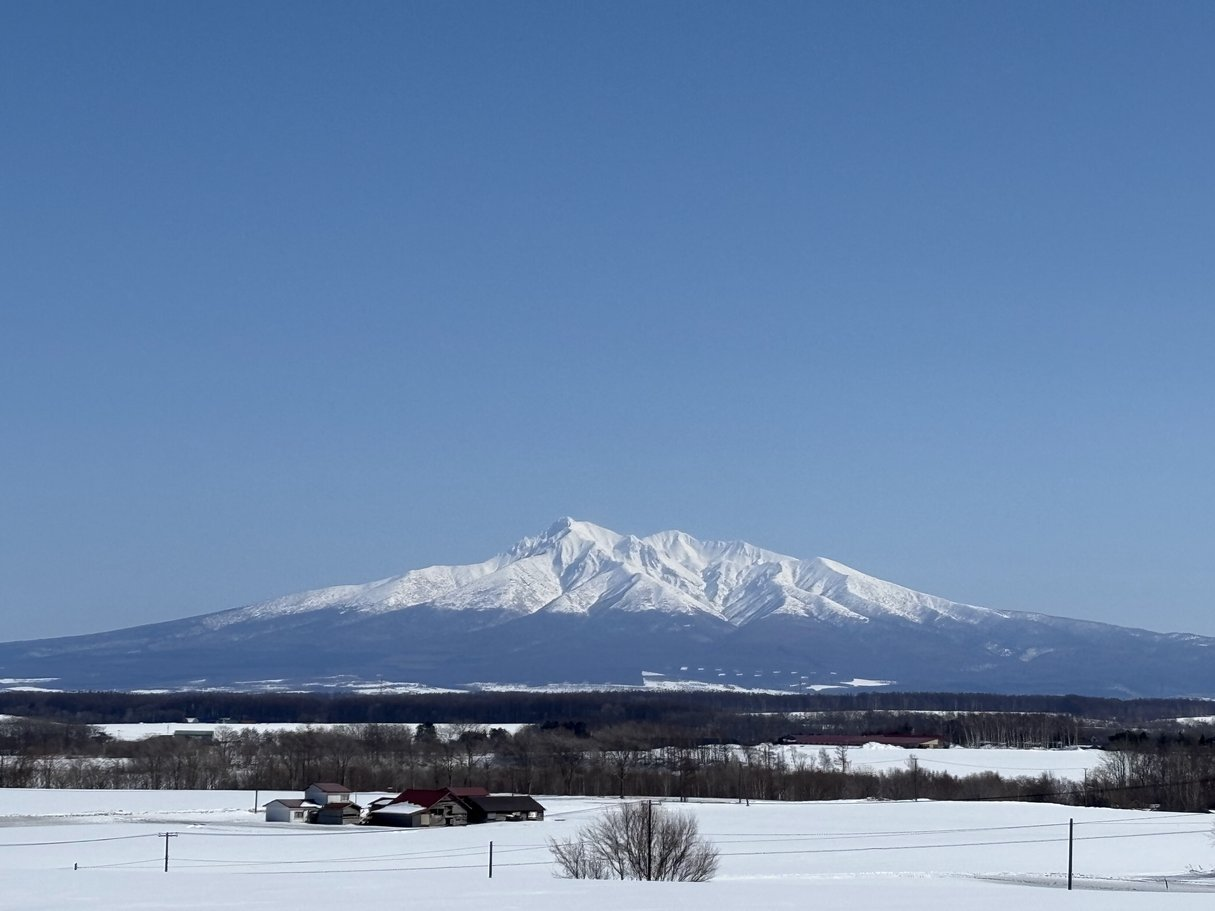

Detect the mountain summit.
xmin=1 ymin=519 xmax=1212 ymax=697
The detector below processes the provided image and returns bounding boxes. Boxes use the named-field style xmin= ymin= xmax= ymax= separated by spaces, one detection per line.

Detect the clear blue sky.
xmin=3 ymin=1 xmax=1214 ymax=642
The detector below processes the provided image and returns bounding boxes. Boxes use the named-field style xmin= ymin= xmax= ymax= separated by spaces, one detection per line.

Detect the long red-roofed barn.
xmin=366 ymin=787 xmax=544 ymax=828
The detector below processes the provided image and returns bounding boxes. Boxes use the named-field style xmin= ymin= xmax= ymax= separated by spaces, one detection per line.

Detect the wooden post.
xmin=488 ymin=840 xmax=494 ymax=879
xmin=1067 ymin=818 xmax=1073 ymax=891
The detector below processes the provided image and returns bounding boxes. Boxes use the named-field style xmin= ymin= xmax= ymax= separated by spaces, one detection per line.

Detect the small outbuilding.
xmin=314 ymin=801 xmax=363 ymax=825
xmin=366 ymin=800 xmax=430 ymax=828
xmin=264 ymin=798 xmax=319 ymax=823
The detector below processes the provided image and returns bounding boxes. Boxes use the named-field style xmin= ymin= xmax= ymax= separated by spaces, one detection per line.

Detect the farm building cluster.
xmin=264 ymin=782 xmax=545 ymax=828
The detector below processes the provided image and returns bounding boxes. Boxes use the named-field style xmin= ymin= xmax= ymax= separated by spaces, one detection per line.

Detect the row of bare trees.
xmin=0 ymin=720 xmax=1101 ymax=804
xmin=4 ymin=715 xmax=1215 ymax=812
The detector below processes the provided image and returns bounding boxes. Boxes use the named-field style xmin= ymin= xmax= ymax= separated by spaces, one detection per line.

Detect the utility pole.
xmin=1067 ymin=818 xmax=1074 ymax=891
xmin=910 ymin=756 xmax=919 ymax=801
xmin=159 ymin=832 xmax=178 ymax=872
xmin=488 ymin=841 xmax=493 ymax=879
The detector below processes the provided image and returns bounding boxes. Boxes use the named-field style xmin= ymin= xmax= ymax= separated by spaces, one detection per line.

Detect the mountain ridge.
xmin=203 ymin=516 xmax=1005 ymax=631
xmin=1 ymin=518 xmax=1211 ymax=697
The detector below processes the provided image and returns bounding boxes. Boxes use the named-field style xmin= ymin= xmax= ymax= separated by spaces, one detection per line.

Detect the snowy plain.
xmin=2 ymin=785 xmax=1214 ymax=911
xmin=776 ymin=742 xmax=1108 ymax=782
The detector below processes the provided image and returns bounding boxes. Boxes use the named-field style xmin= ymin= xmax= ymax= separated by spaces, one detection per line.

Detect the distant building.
xmin=314 ymin=801 xmax=362 ymax=825
xmin=391 ymin=787 xmax=489 ymax=807
xmin=366 ymin=787 xmax=544 ymax=828
xmin=462 ymin=795 xmax=545 ymax=823
xmin=264 ymin=798 xmax=319 ymax=823
xmin=304 ymin=782 xmax=354 ymax=805
xmin=172 ymin=729 xmax=214 ymax=741
xmin=269 ymin=782 xmax=544 ymax=829
xmin=779 ymin=734 xmax=947 ymax=749
xmin=365 ymin=800 xmax=430 ymax=828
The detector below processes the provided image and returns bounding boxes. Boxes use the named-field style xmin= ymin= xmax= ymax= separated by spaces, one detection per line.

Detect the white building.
xmin=264 ymin=798 xmax=318 ymax=823
xmin=304 ymin=782 xmax=353 ymax=805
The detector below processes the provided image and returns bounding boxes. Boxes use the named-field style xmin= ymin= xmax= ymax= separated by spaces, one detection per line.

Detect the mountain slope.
xmin=0 ymin=518 xmax=1211 ymax=697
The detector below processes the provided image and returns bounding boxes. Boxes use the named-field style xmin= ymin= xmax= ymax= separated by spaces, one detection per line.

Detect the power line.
xmin=711 ymin=826 xmax=1212 ymax=859
xmin=0 ymin=833 xmax=151 ymax=847
xmin=75 ymin=857 xmax=164 ymax=870
xmin=702 ymin=811 xmax=1204 ymax=842
xmin=49 ymin=820 xmax=1211 ymax=877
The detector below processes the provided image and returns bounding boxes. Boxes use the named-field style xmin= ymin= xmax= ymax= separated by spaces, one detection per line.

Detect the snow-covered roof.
xmin=369 ymin=801 xmax=426 ymax=815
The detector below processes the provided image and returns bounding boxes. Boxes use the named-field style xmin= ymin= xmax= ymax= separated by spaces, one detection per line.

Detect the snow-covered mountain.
xmin=2 ymin=518 xmax=1212 ymax=697
xmin=200 ymin=518 xmax=1007 ymax=629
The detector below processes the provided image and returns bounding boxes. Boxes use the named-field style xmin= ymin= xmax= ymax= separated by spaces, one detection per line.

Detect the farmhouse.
xmin=264 ymin=798 xmax=319 ymax=823
xmin=304 ymin=782 xmax=354 ymax=804
xmin=265 ymin=781 xmax=356 ymax=823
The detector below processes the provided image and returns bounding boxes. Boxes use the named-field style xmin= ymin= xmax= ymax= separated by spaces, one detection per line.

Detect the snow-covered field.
xmin=2 ymin=787 xmax=1213 ymax=910
xmin=778 ymin=743 xmax=1107 ymax=782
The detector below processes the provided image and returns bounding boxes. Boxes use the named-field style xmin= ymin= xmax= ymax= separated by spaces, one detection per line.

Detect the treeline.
xmin=2 ymin=689 xmax=1213 ymax=728
xmin=0 ymin=720 xmax=1070 ymax=800
xmin=793 ymin=710 xmax=1089 ymax=749
xmin=5 ymin=717 xmax=1215 ymax=812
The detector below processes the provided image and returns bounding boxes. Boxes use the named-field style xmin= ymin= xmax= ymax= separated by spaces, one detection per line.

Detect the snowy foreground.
xmin=2 ymin=789 xmax=1214 ymax=911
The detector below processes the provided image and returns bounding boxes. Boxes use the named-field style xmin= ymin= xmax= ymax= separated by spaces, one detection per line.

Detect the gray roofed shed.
xmin=462 ymin=795 xmax=545 ymax=823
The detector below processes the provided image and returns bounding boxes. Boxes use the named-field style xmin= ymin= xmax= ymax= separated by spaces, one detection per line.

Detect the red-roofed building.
xmin=390 ymin=786 xmax=489 ymax=808
xmin=368 ymin=786 xmax=492 ymax=828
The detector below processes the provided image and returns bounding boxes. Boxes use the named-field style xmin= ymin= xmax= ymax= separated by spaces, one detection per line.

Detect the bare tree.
xmin=833 ymin=742 xmax=850 ymax=774
xmin=446 ymin=723 xmax=490 ymax=784
xmin=548 ymin=832 xmax=612 ymax=879
xmin=549 ymin=801 xmax=718 ymax=881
